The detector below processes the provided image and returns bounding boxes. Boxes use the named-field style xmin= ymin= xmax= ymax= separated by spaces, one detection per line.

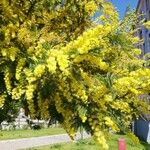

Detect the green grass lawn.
xmin=27 ymin=134 xmax=150 ymax=150
xmin=0 ymin=128 xmax=66 ymax=140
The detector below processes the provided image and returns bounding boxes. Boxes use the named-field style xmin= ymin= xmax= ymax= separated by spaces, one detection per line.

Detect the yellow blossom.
xmin=34 ymin=64 xmax=45 ymax=77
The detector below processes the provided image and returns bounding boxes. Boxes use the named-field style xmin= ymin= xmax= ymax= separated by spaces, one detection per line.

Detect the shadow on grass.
xmin=76 ymin=139 xmax=95 ymax=146
xmin=50 ymin=144 xmax=62 ymax=150
xmin=141 ymin=141 xmax=150 ymax=150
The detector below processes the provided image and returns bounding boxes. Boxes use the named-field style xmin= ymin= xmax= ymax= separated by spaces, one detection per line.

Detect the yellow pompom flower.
xmin=0 ymin=94 xmax=5 ymax=108
xmin=34 ymin=64 xmax=45 ymax=77
xmin=143 ymin=21 xmax=150 ymax=29
xmin=85 ymin=1 xmax=98 ymax=16
xmin=57 ymin=54 xmax=69 ymax=71
xmin=47 ymin=56 xmax=57 ymax=73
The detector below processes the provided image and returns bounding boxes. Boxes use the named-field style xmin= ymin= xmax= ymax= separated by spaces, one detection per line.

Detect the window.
xmin=145 ymin=28 xmax=148 ymax=35
xmin=149 ymin=40 xmax=150 ymax=52
xmin=146 ymin=0 xmax=149 ymax=10
xmin=143 ymin=42 xmax=145 ymax=54
xmin=139 ymin=30 xmax=143 ymax=39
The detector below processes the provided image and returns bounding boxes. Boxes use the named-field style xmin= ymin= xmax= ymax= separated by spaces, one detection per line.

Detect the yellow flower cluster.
xmin=33 ymin=39 xmax=46 ymax=58
xmin=4 ymin=69 xmax=12 ymax=95
xmin=88 ymin=117 xmax=109 ymax=149
xmin=104 ymin=95 xmax=113 ymax=103
xmin=104 ymin=116 xmax=119 ymax=132
xmin=57 ymin=54 xmax=69 ymax=71
xmin=54 ymin=93 xmax=76 ymax=139
xmin=81 ymin=115 xmax=87 ymax=123
xmin=111 ymin=101 xmax=131 ymax=113
xmin=62 ymin=24 xmax=105 ymax=54
xmin=0 ymin=94 xmax=6 ymax=108
xmin=84 ymin=1 xmax=98 ymax=16
xmin=47 ymin=50 xmax=70 ymax=74
xmin=12 ymin=86 xmax=25 ymax=100
xmin=113 ymin=77 xmax=140 ymax=96
xmin=26 ymin=84 xmax=37 ymax=116
xmin=92 ymin=85 xmax=108 ymax=104
xmin=59 ymin=85 xmax=73 ymax=103
xmin=37 ymin=95 xmax=49 ymax=119
xmin=46 ymin=56 xmax=57 ymax=73
xmin=127 ymin=132 xmax=140 ymax=145
xmin=143 ymin=21 xmax=150 ymax=29
xmin=24 ymin=69 xmax=36 ymax=84
xmin=99 ymin=2 xmax=119 ymax=25
xmin=34 ymin=64 xmax=45 ymax=78
xmin=26 ymin=84 xmax=36 ymax=100
xmin=130 ymin=69 xmax=150 ymax=93
xmin=70 ymin=79 xmax=88 ymax=103
xmin=18 ymin=27 xmax=33 ymax=47
xmin=132 ymin=48 xmax=142 ymax=55
xmin=81 ymin=70 xmax=93 ymax=86
xmin=95 ymin=134 xmax=109 ymax=150
xmin=16 ymin=58 xmax=26 ymax=80
xmin=1 ymin=47 xmax=18 ymax=62
xmin=74 ymin=54 xmax=109 ymax=71
xmin=130 ymin=37 xmax=140 ymax=44
xmin=9 ymin=47 xmax=18 ymax=61
xmin=1 ymin=0 xmax=150 ymax=149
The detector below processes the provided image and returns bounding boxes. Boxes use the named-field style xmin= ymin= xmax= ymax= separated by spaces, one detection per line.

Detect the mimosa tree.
xmin=0 ymin=0 xmax=150 ymax=149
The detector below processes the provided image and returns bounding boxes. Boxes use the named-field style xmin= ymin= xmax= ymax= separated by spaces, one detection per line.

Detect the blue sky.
xmin=111 ymin=0 xmax=138 ymax=18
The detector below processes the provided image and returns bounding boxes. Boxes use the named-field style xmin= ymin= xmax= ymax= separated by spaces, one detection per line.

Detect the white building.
xmin=136 ymin=0 xmax=150 ymax=54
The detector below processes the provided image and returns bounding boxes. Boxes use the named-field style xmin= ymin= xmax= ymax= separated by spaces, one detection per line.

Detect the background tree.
xmin=0 ymin=0 xmax=150 ymax=149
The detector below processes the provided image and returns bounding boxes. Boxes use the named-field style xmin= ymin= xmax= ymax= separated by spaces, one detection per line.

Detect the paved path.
xmin=0 ymin=132 xmax=90 ymax=150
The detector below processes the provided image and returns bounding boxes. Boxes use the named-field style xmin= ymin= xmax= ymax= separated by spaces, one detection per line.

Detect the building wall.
xmin=136 ymin=0 xmax=150 ymax=55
